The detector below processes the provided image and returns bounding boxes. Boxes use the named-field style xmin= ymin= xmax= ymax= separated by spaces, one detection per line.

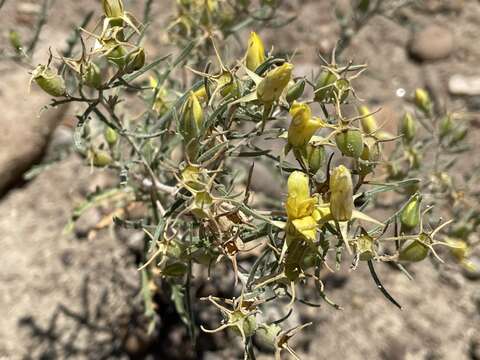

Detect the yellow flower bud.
xmin=414 ymin=88 xmax=432 ymax=114
xmin=400 ymin=113 xmax=416 ymax=143
xmin=193 ymin=86 xmax=208 ymax=103
xmin=287 ymin=102 xmax=324 ymax=148
xmin=400 ymin=193 xmax=421 ymax=231
xmin=257 ymin=63 xmax=293 ymax=103
xmin=358 ymin=105 xmax=378 ymax=134
xmin=329 ymin=165 xmax=354 ymax=221
xmin=32 ymin=65 xmax=66 ymax=97
xmin=246 ymin=31 xmax=265 ymax=71
xmin=102 ymin=0 xmax=124 ymax=18
xmin=286 ymin=171 xmax=316 ymax=220
xmin=335 ymin=129 xmax=364 ymax=158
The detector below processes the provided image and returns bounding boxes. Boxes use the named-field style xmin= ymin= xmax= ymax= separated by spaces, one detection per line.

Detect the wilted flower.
xmin=287 ymin=101 xmax=324 ymax=148
xmin=329 ymin=165 xmax=354 ymax=221
xmin=256 ymin=62 xmax=293 ymax=103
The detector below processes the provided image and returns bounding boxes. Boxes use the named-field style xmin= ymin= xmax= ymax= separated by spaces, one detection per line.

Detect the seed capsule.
xmin=358 ymin=105 xmax=377 ymax=134
xmin=82 ymin=62 xmax=102 ymax=89
xmin=32 ymin=65 xmax=66 ymax=97
xmin=398 ymin=239 xmax=429 ymax=262
xmin=125 ymin=47 xmax=145 ymax=73
xmin=104 ymin=127 xmax=118 ymax=145
xmin=306 ymin=144 xmax=326 ymax=173
xmin=400 ymin=193 xmax=421 ymax=231
xmin=91 ymin=150 xmax=113 ymax=167
xmin=102 ymin=0 xmax=124 ymax=18
xmin=257 ymin=62 xmax=293 ymax=103
xmin=246 ymin=31 xmax=265 ymax=71
xmin=106 ymin=43 xmax=127 ymax=68
xmin=286 ymin=79 xmax=306 ymax=103
xmin=329 ymin=165 xmax=354 ymax=221
xmin=314 ymin=70 xmax=336 ymax=103
xmin=287 ymin=102 xmax=324 ymax=148
xmin=414 ymin=88 xmax=432 ymax=114
xmin=335 ymin=129 xmax=364 ymax=158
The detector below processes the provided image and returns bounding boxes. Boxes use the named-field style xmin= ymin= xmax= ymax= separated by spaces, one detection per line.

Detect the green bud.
xmin=335 ymin=129 xmax=364 ymax=158
xmin=398 ymin=238 xmax=429 ymax=262
xmin=125 ymin=47 xmax=146 ymax=74
xmin=414 ymin=88 xmax=432 ymax=114
xmin=255 ymin=324 xmax=281 ymax=352
xmin=450 ymin=126 xmax=467 ymax=145
xmin=286 ymin=79 xmax=306 ymax=103
xmin=102 ymin=0 xmax=124 ymax=18
xmin=439 ymin=114 xmax=454 ymax=139
xmin=400 ymin=113 xmax=416 ymax=143
xmin=104 ymin=127 xmax=118 ymax=145
xmin=106 ymin=43 xmax=127 ymax=68
xmin=357 ymin=230 xmax=375 ymax=261
xmin=330 ymin=165 xmax=354 ymax=221
xmin=32 ymin=65 xmax=66 ymax=97
xmin=400 ymin=193 xmax=421 ymax=231
xmin=9 ymin=30 xmax=22 ymax=53
xmin=358 ymin=137 xmax=379 ymax=176
xmin=306 ymin=144 xmax=326 ymax=173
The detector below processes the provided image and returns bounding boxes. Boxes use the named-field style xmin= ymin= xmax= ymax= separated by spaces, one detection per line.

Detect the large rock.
xmin=409 ymin=24 xmax=454 ymax=61
xmin=0 ymin=63 xmax=70 ymax=195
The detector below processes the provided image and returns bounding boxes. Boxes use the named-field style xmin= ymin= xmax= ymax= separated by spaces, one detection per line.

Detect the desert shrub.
xmin=21 ymin=0 xmax=477 ymax=358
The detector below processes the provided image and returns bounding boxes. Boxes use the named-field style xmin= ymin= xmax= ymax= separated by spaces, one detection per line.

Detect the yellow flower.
xmin=257 ymin=63 xmax=293 ymax=103
xmin=246 ymin=32 xmax=265 ymax=71
xmin=287 ymin=101 xmax=324 ymax=148
xmin=329 ymin=165 xmax=354 ymax=221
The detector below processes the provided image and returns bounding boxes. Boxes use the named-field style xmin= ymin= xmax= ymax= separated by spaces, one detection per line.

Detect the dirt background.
xmin=1 ymin=0 xmax=480 ymax=359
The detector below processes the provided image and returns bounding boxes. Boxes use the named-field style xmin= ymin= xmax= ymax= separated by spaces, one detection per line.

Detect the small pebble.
xmin=448 ymin=75 xmax=480 ymax=96
xmin=409 ymin=25 xmax=454 ymax=61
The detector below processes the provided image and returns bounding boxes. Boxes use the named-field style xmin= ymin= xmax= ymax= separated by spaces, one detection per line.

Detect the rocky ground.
xmin=1 ymin=0 xmax=480 ymax=359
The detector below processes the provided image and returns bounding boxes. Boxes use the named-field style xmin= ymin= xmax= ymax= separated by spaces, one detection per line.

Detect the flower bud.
xmin=357 ymin=230 xmax=375 ymax=261
xmin=335 ymin=129 xmax=364 ymax=158
xmin=414 ymin=88 xmax=432 ymax=114
xmin=358 ymin=105 xmax=377 ymax=134
xmin=125 ymin=47 xmax=146 ymax=73
xmin=106 ymin=43 xmax=127 ymax=68
xmin=306 ymin=144 xmax=326 ymax=173
xmin=329 ymin=165 xmax=354 ymax=221
xmin=314 ymin=70 xmax=336 ymax=103
xmin=162 ymin=262 xmax=188 ymax=277
xmin=9 ymin=30 xmax=22 ymax=53
xmin=400 ymin=113 xmax=416 ymax=143
xmin=400 ymin=193 xmax=421 ymax=231
xmin=439 ymin=114 xmax=453 ymax=139
xmin=398 ymin=238 xmax=429 ymax=262
xmin=255 ymin=324 xmax=281 ymax=352
xmin=82 ymin=62 xmax=102 ymax=89
xmin=32 ymin=65 xmax=66 ymax=97
xmin=358 ymin=137 xmax=380 ymax=176
xmin=257 ymin=62 xmax=293 ymax=103
xmin=180 ymin=92 xmax=204 ymax=144
xmin=246 ymin=31 xmax=265 ymax=71
xmin=286 ymin=79 xmax=306 ymax=103
xmin=104 ymin=127 xmax=118 ymax=145
xmin=287 ymin=101 xmax=324 ymax=148
xmin=102 ymin=0 xmax=124 ymax=18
